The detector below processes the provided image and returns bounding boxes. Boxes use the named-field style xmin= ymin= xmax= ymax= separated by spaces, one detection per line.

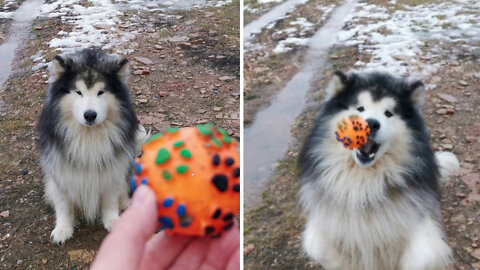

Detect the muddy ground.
xmin=0 ymin=1 xmax=239 ymax=269
xmin=244 ymin=1 xmax=480 ymax=270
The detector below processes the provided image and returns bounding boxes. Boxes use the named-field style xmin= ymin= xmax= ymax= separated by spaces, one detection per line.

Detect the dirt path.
xmin=0 ymin=1 xmax=239 ymax=269
xmin=244 ymin=0 xmax=480 ymax=269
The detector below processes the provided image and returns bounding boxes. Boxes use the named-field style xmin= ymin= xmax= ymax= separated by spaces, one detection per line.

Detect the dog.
xmin=38 ymin=49 xmax=147 ymax=244
xmin=298 ymin=71 xmax=459 ymax=270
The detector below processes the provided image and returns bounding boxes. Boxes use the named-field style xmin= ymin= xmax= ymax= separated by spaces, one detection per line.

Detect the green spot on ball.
xmin=177 ymin=165 xmax=188 ymax=174
xmin=173 ymin=140 xmax=184 ymax=148
xmin=222 ymin=136 xmax=232 ymax=144
xmin=180 ymin=149 xmax=192 ymax=159
xmin=167 ymin=127 xmax=179 ymax=133
xmin=162 ymin=170 xmax=171 ymax=180
xmin=216 ymin=128 xmax=229 ymax=136
xmin=197 ymin=123 xmax=214 ymax=136
xmin=155 ymin=148 xmax=170 ymax=165
xmin=145 ymin=133 xmax=162 ymax=144
xmin=212 ymin=137 xmax=222 ymax=147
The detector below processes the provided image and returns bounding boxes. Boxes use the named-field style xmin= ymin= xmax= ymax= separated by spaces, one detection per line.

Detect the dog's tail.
xmin=135 ymin=124 xmax=151 ymax=156
xmin=435 ymin=151 xmax=460 ymax=182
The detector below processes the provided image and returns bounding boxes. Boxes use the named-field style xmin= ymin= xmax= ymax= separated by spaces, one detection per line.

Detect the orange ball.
xmin=335 ymin=115 xmax=370 ymax=149
xmin=131 ymin=124 xmax=240 ymax=237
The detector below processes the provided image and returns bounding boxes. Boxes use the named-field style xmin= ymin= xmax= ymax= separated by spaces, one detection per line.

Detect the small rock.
xmin=216 ymin=55 xmax=226 ymax=60
xmin=196 ymin=119 xmax=209 ymax=124
xmin=42 ymin=259 xmax=47 ymax=264
xmin=213 ymin=107 xmax=222 ymax=112
xmin=198 ymin=109 xmax=207 ymax=114
xmin=244 ymin=244 xmax=255 ymax=256
xmin=0 ymin=210 xmax=9 ymax=218
xmin=154 ymin=45 xmax=163 ymax=50
xmin=218 ymin=76 xmax=235 ymax=82
xmin=158 ymin=91 xmax=169 ymax=97
xmin=134 ymin=57 xmax=154 ymax=65
xmin=22 ymin=169 xmax=28 ymax=175
xmin=466 ymin=135 xmax=477 ymax=143
xmin=179 ymin=42 xmax=191 ymax=48
xmin=471 ymin=248 xmax=480 ymax=260
xmin=138 ymin=99 xmax=148 ymax=104
xmin=16 ymin=260 xmax=22 ymax=265
xmin=436 ymin=109 xmax=447 ymax=115
xmin=458 ymin=80 xmax=468 ymax=86
xmin=436 ymin=93 xmax=458 ymax=103
xmin=442 ymin=144 xmax=453 ymax=151
xmin=450 ymin=214 xmax=466 ymax=224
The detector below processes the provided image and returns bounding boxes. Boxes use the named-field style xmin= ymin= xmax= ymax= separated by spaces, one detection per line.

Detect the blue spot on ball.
xmin=130 ymin=177 xmax=137 ymax=193
xmin=136 ymin=164 xmax=143 ymax=174
xmin=162 ymin=197 xmax=174 ymax=208
xmin=141 ymin=178 xmax=148 ymax=185
xmin=159 ymin=216 xmax=174 ymax=229
xmin=177 ymin=204 xmax=186 ymax=217
xmin=180 ymin=219 xmax=191 ymax=227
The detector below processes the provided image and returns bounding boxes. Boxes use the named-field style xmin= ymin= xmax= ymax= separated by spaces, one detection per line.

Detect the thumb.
xmin=91 ymin=185 xmax=157 ymax=270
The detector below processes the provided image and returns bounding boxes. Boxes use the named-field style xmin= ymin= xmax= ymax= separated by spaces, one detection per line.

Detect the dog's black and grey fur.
xmin=299 ymin=71 xmax=459 ymax=270
xmin=39 ymin=49 xmax=147 ymax=244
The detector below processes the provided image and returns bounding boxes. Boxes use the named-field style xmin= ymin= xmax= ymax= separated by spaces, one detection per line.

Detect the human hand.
xmin=91 ymin=185 xmax=240 ymax=270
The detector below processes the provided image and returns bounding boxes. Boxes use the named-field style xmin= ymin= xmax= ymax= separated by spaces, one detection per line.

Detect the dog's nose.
xmin=366 ymin=118 xmax=381 ymax=133
xmin=84 ymin=110 xmax=97 ymax=123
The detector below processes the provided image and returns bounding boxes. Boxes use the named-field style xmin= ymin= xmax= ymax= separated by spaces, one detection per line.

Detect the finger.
xmin=138 ymin=232 xmax=194 ymax=270
xmin=169 ymin=238 xmax=209 ymax=270
xmin=198 ymin=224 xmax=240 ymax=270
xmin=91 ymin=186 xmax=157 ymax=270
xmin=225 ymin=247 xmax=240 ymax=270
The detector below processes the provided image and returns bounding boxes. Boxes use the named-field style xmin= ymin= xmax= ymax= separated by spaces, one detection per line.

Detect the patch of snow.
xmin=244 ymin=0 xmax=309 ymax=46
xmin=258 ymin=0 xmax=284 ymax=3
xmin=271 ymin=5 xmax=335 ymax=54
xmin=273 ymin=37 xmax=309 ymax=53
xmin=336 ymin=0 xmax=480 ymax=78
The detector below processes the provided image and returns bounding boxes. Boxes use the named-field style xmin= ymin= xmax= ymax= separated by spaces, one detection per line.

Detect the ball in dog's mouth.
xmin=355 ymin=138 xmax=380 ymax=164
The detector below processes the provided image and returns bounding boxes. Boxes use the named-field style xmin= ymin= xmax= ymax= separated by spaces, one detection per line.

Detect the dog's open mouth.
xmin=356 ymin=139 xmax=380 ymax=164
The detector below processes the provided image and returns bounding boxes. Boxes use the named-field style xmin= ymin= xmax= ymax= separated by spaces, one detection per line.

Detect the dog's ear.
xmin=49 ymin=55 xmax=68 ymax=80
xmin=116 ymin=58 xmax=130 ymax=83
xmin=408 ymin=80 xmax=425 ymax=109
xmin=325 ymin=71 xmax=348 ymax=100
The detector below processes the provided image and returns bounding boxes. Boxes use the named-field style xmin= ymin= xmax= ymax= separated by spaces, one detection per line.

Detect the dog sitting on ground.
xmin=38 ymin=49 xmax=147 ymax=244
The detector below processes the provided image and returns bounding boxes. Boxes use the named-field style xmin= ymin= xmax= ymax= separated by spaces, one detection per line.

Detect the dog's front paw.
xmin=102 ymin=215 xmax=119 ymax=231
xmin=50 ymin=226 xmax=73 ymax=245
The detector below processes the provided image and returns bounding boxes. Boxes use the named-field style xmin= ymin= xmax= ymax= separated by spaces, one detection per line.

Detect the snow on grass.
xmin=258 ymin=0 xmax=284 ymax=3
xmin=39 ymin=0 xmax=230 ymax=52
xmin=0 ymin=0 xmax=20 ymax=18
xmin=41 ymin=0 xmax=137 ymax=52
xmin=272 ymin=5 xmax=335 ymax=54
xmin=244 ymin=0 xmax=309 ymax=45
xmin=336 ymin=0 xmax=480 ymax=78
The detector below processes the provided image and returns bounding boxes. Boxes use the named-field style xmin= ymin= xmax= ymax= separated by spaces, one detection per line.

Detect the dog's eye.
xmin=385 ymin=110 xmax=393 ymax=118
xmin=98 ymin=91 xmax=105 ymax=96
xmin=76 ymin=91 xmax=83 ymax=96
xmin=357 ymin=106 xmax=364 ymax=112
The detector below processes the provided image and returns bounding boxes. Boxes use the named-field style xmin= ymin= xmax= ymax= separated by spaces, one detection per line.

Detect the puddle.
xmin=244 ymin=0 xmax=358 ymax=209
xmin=0 ymin=0 xmax=43 ymax=88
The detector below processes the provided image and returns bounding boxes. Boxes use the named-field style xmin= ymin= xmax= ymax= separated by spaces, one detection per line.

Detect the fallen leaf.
xmin=0 ymin=210 xmax=9 ymax=218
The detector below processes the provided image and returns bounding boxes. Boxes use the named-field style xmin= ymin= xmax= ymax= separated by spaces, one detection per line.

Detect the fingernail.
xmin=131 ymin=185 xmax=152 ymax=207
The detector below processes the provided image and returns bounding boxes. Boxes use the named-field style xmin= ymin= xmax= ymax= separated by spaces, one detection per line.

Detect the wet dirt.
xmin=0 ymin=1 xmax=239 ymax=269
xmin=244 ymin=0 xmax=357 ymax=209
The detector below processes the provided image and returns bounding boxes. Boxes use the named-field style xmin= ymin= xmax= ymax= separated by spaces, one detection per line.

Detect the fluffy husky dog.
xmin=298 ymin=71 xmax=459 ymax=270
xmin=39 ymin=49 xmax=147 ymax=244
